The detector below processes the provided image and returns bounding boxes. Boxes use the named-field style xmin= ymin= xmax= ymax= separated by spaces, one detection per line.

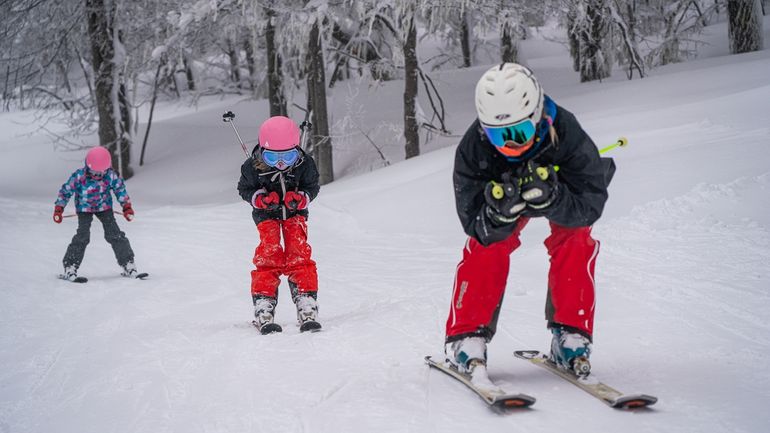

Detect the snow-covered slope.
xmin=1 ymin=19 xmax=769 ymax=433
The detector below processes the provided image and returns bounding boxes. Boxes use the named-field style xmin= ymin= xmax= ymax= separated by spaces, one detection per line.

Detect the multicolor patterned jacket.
xmin=55 ymin=167 xmax=131 ymax=213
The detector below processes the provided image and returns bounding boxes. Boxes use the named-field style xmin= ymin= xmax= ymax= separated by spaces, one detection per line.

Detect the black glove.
xmin=518 ymin=162 xmax=559 ymax=210
xmin=483 ymin=172 xmax=526 ymax=225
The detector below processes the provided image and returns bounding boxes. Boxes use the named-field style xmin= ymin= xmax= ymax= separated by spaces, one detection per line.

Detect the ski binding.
xmin=514 ymin=350 xmax=657 ymax=409
xmin=425 ymin=355 xmax=535 ymax=410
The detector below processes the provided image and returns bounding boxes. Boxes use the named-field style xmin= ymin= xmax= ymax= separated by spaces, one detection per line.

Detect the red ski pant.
xmin=446 ymin=217 xmax=599 ymax=341
xmin=251 ymin=216 xmax=318 ymax=298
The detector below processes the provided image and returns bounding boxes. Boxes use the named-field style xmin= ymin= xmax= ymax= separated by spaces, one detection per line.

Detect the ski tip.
xmin=253 ymin=321 xmax=283 ymax=335
xmin=612 ymin=394 xmax=658 ymax=409
xmin=514 ymin=350 xmax=543 ymax=360
xmin=136 ymin=272 xmax=149 ymax=279
xmin=299 ymin=321 xmax=322 ymax=333
xmin=493 ymin=395 xmax=537 ymax=409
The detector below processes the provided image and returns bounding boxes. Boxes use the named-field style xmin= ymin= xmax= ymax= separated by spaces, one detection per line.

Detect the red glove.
xmin=53 ymin=205 xmax=64 ymax=224
xmin=284 ymin=191 xmax=308 ymax=210
xmin=252 ymin=190 xmax=280 ymax=210
xmin=122 ymin=204 xmax=135 ymax=221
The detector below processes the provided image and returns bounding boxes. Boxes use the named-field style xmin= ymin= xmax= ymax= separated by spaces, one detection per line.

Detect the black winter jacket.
xmin=454 ymin=103 xmax=615 ymax=246
xmin=237 ymin=149 xmax=320 ymax=225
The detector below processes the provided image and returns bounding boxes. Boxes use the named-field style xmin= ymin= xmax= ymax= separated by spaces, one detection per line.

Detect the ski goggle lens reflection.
xmin=262 ymin=149 xmax=299 ymax=167
xmin=482 ymin=119 xmax=536 ymax=148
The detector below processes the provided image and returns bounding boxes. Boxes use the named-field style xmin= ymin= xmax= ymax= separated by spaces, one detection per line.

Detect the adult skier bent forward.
xmin=444 ymin=63 xmax=615 ymax=377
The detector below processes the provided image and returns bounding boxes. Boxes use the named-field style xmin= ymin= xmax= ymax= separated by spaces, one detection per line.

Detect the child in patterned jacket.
xmin=53 ymin=146 xmax=143 ymax=282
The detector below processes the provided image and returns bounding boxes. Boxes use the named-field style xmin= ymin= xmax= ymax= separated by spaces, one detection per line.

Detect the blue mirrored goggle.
xmin=482 ymin=118 xmax=536 ymax=148
xmin=262 ymin=148 xmax=299 ymax=168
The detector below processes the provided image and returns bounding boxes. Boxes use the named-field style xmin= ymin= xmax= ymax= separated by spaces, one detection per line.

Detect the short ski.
xmin=514 ymin=350 xmax=657 ymax=409
xmin=58 ymin=274 xmax=88 ymax=283
xmin=299 ymin=321 xmax=322 ymax=333
xmin=425 ymin=355 xmax=535 ymax=410
xmin=123 ymin=272 xmax=149 ymax=280
xmin=252 ymin=321 xmax=282 ymax=335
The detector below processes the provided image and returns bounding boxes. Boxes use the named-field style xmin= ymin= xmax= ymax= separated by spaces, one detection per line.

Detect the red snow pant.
xmin=251 ymin=216 xmax=318 ymax=298
xmin=446 ymin=217 xmax=599 ymax=341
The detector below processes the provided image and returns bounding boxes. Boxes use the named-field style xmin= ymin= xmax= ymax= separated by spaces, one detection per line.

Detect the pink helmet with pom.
xmin=258 ymin=116 xmax=300 ymax=151
xmin=85 ymin=146 xmax=112 ymax=172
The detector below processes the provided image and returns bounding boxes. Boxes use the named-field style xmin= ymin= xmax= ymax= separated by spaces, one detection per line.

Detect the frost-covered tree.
xmin=728 ymin=0 xmax=764 ymax=54
xmin=565 ymin=0 xmax=613 ymax=82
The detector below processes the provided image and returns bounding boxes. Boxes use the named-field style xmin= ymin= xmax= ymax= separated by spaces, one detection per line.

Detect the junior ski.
xmin=425 ymin=355 xmax=535 ymax=410
xmin=58 ymin=274 xmax=88 ymax=283
xmin=514 ymin=350 xmax=657 ymax=409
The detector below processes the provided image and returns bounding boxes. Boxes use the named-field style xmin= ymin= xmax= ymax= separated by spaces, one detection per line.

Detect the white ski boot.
xmin=294 ymin=293 xmax=321 ymax=332
xmin=253 ymin=296 xmax=282 ymax=334
xmin=445 ymin=336 xmax=487 ymax=374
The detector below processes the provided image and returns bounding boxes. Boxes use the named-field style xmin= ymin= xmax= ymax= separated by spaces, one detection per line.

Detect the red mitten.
xmin=122 ymin=204 xmax=135 ymax=221
xmin=53 ymin=205 xmax=64 ymax=224
xmin=284 ymin=191 xmax=308 ymax=210
xmin=252 ymin=190 xmax=280 ymax=210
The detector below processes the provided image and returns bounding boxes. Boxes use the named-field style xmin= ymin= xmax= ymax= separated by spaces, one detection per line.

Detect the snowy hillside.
xmin=1 ymin=18 xmax=769 ymax=433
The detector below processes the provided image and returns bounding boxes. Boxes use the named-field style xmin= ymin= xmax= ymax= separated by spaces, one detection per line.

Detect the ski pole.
xmin=62 ymin=210 xmax=124 ymax=219
xmin=491 ymin=137 xmax=629 ymax=199
xmin=222 ymin=111 xmax=249 ymax=157
xmin=292 ymin=103 xmax=313 ymax=151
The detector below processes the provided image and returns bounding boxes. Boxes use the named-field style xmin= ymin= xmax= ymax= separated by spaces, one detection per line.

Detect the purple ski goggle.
xmin=262 ymin=148 xmax=299 ymax=169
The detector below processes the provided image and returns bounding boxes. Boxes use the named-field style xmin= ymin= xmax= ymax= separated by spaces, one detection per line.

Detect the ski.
xmin=425 ymin=355 xmax=535 ymax=410
xmin=299 ymin=321 xmax=322 ymax=333
xmin=514 ymin=350 xmax=657 ymax=409
xmin=123 ymin=272 xmax=149 ymax=280
xmin=252 ymin=321 xmax=282 ymax=335
xmin=58 ymin=274 xmax=88 ymax=283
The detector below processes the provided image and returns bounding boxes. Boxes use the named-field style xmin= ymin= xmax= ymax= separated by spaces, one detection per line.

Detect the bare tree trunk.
xmin=403 ymin=15 xmax=419 ymax=160
xmin=86 ymin=0 xmax=131 ymax=177
xmin=140 ymin=61 xmax=162 ymax=166
xmin=226 ymin=38 xmax=241 ymax=88
xmin=728 ymin=0 xmax=764 ymax=53
xmin=182 ymin=55 xmax=195 ymax=91
xmin=243 ymin=28 xmax=257 ymax=92
xmin=265 ymin=5 xmax=286 ymax=116
xmin=567 ymin=9 xmax=581 ymax=72
xmin=307 ymin=21 xmax=333 ymax=185
xmin=460 ymin=11 xmax=472 ymax=67
xmin=501 ymin=22 xmax=518 ymax=63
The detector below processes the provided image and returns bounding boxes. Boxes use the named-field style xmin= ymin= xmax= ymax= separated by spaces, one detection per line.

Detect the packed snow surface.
xmin=1 ymin=19 xmax=769 ymax=433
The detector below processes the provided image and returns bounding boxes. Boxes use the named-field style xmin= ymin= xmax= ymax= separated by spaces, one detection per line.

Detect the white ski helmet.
xmin=475 ymin=63 xmax=544 ymax=127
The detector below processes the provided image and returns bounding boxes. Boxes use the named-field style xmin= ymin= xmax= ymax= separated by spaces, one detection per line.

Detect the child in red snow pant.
xmin=446 ymin=217 xmax=599 ymax=341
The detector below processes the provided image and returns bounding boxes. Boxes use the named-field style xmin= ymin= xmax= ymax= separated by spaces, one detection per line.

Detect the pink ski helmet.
xmin=258 ymin=116 xmax=300 ymax=151
xmin=85 ymin=146 xmax=112 ymax=172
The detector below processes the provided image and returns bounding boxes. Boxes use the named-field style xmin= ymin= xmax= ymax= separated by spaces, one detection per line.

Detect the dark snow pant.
xmin=63 ymin=210 xmax=134 ymax=269
xmin=445 ymin=217 xmax=599 ymax=342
